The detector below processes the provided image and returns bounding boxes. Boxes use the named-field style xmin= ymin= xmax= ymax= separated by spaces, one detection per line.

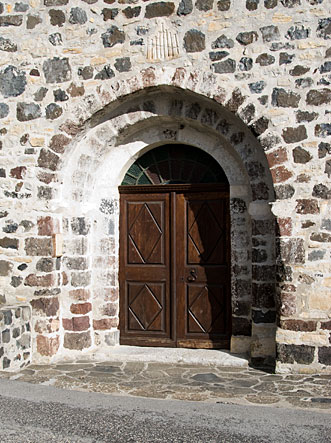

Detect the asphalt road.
xmin=0 ymin=379 xmax=330 ymax=443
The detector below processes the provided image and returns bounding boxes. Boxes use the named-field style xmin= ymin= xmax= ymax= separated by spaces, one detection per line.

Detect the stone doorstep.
xmin=54 ymin=346 xmax=250 ymax=367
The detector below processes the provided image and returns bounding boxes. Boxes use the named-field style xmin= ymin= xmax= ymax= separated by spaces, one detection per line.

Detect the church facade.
xmin=0 ymin=0 xmax=330 ymax=373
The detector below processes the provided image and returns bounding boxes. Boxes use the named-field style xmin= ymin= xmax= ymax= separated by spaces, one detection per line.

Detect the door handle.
xmin=187 ymin=269 xmax=197 ymax=282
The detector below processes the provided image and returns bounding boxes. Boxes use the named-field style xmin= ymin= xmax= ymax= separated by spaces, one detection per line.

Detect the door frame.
xmin=119 ymin=183 xmax=231 ymax=348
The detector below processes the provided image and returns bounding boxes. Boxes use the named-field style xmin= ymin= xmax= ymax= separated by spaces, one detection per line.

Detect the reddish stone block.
xmin=271 ymin=165 xmax=293 ymax=183
xmin=10 ymin=166 xmax=27 ymax=179
xmin=281 ymin=284 xmax=296 ymax=292
xmin=296 ymin=199 xmax=319 ymax=214
xmin=49 ymin=134 xmax=71 ymax=154
xmin=63 ymin=316 xmax=90 ymax=331
xmin=277 ymin=217 xmax=292 ymax=236
xmin=36 ymin=335 xmax=60 ymax=356
xmin=141 ymin=67 xmax=156 ymax=88
xmin=280 ymin=319 xmax=317 ymax=332
xmin=70 ymin=302 xmax=92 ymax=315
xmin=93 ymin=318 xmax=117 ymax=330
xmin=321 ymin=321 xmax=331 ymax=330
xmin=25 ymin=273 xmax=55 ymax=287
xmin=267 ymin=147 xmax=288 ymax=168
xmin=31 ymin=297 xmax=59 ymax=316
xmin=62 ymin=271 xmax=68 ymax=285
xmin=69 ymin=288 xmax=90 ymax=301
xmin=37 ymin=216 xmax=58 ymax=236
xmin=172 ymin=67 xmax=186 ymax=87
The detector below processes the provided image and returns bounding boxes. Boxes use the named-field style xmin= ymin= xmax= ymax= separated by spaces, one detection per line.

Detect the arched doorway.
xmin=119 ymin=144 xmax=231 ymax=349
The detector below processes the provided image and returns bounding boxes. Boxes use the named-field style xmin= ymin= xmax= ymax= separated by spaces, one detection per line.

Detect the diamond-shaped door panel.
xmin=127 ymin=202 xmax=164 ymax=264
xmin=128 ymin=282 xmax=164 ymax=332
xmin=187 ymin=200 xmax=226 ymax=265
xmin=187 ymin=284 xmax=226 ymax=334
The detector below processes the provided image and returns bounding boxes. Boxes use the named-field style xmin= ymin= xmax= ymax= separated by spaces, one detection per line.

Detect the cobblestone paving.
xmin=1 ymin=362 xmax=330 ymax=412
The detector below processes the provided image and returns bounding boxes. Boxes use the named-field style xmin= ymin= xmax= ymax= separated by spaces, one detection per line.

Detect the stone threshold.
xmin=87 ymin=346 xmax=249 ymax=367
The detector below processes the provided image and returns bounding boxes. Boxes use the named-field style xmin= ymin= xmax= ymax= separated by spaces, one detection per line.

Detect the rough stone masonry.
xmin=0 ymin=0 xmax=330 ymax=373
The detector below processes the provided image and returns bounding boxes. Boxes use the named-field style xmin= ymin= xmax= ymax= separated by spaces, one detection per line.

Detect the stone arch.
xmin=38 ymin=81 xmax=277 ymax=365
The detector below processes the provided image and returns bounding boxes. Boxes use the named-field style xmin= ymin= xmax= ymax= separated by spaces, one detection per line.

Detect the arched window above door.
xmin=121 ymin=144 xmax=228 ymax=186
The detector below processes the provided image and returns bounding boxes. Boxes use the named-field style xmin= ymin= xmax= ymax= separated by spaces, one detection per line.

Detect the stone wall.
xmin=0 ymin=0 xmax=330 ymax=372
xmin=0 ymin=305 xmax=31 ymax=371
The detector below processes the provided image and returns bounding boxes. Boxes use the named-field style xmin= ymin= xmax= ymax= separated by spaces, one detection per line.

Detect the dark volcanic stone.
xmin=46 ymin=103 xmax=62 ymax=120
xmin=49 ymin=9 xmax=65 ymax=27
xmin=315 ymin=123 xmax=331 ymax=138
xmin=282 ymin=125 xmax=307 ymax=143
xmin=217 ymin=0 xmax=231 ymax=10
xmin=43 ymin=57 xmax=71 ymax=83
xmin=0 ymin=65 xmax=26 ymax=98
xmin=78 ymin=66 xmax=93 ymax=80
xmin=54 ymin=88 xmax=68 ymax=101
xmin=212 ymin=34 xmax=234 ymax=49
xmin=320 ymin=61 xmax=331 ymax=73
xmin=256 ymin=53 xmax=275 ymax=65
xmin=306 ymin=89 xmax=331 ymax=105
xmin=44 ymin=0 xmax=68 ymax=5
xmin=0 ymin=103 xmax=9 ymax=118
xmin=232 ymin=317 xmax=251 ymax=336
xmin=236 ymin=31 xmax=258 ymax=45
xmin=249 ymin=81 xmax=265 ymax=93
xmin=102 ymin=8 xmax=119 ymax=21
xmin=26 ymin=14 xmax=42 ymax=29
xmin=316 ymin=17 xmax=331 ymax=40
xmin=260 ymin=25 xmax=280 ymax=42
xmin=272 ymin=88 xmax=300 ymax=107
xmin=49 ymin=32 xmax=62 ymax=46
xmin=177 ymin=0 xmax=193 ymax=15
xmin=69 ymin=7 xmax=87 ymax=24
xmin=264 ymin=0 xmax=277 ymax=8
xmin=0 ymin=36 xmax=17 ymax=52
xmin=293 ymin=146 xmax=312 ymax=163
xmin=286 ymin=24 xmax=310 ymax=40
xmin=312 ymin=183 xmax=331 ymax=199
xmin=0 ymin=15 xmax=23 ymax=26
xmin=114 ymin=57 xmax=131 ymax=72
xmin=145 ymin=2 xmax=175 ymax=18
xmin=212 ymin=59 xmax=236 ymax=74
xmin=101 ymin=26 xmax=125 ymax=48
xmin=289 ymin=65 xmax=310 ymax=76
xmin=184 ymin=29 xmax=205 ymax=52
xmin=0 ymin=237 xmax=19 ymax=249
xmin=196 ymin=0 xmax=213 ymax=11
xmin=17 ymin=102 xmax=41 ymax=121
xmin=279 ymin=52 xmax=295 ymax=64
xmin=123 ymin=6 xmax=141 ymax=18
xmin=295 ymin=78 xmax=313 ymax=89
xmin=239 ymin=57 xmax=253 ymax=71
xmin=15 ymin=3 xmax=29 ymax=12
xmin=318 ymin=142 xmax=331 ymax=158
xmin=94 ymin=65 xmax=115 ymax=80
xmin=296 ymin=110 xmax=318 ymax=122
xmin=246 ymin=0 xmax=259 ymax=10
xmin=34 ymin=87 xmax=48 ymax=102
xmin=209 ymin=51 xmax=229 ymax=61
xmin=280 ymin=0 xmax=300 ymax=7
xmin=277 ymin=343 xmax=314 ymax=365
xmin=318 ymin=347 xmax=331 ymax=365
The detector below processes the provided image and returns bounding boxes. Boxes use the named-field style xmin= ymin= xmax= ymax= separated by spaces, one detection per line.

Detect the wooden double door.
xmin=119 ymin=184 xmax=231 ymax=349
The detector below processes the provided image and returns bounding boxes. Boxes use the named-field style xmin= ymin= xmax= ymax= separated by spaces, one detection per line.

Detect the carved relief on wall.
xmin=146 ymin=22 xmax=180 ymax=61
